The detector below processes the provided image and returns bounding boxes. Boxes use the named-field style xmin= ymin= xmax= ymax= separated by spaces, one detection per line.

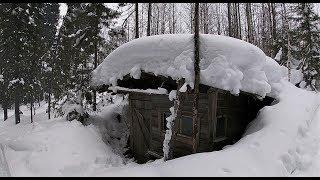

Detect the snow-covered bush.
xmin=52 ymin=89 xmax=89 ymax=124
xmin=88 ymin=94 xmax=130 ymax=158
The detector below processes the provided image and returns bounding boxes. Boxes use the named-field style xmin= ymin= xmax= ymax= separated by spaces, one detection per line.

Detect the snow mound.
xmin=92 ymin=34 xmax=288 ymax=98
xmin=0 ymin=101 xmax=127 ymax=177
xmin=92 ymin=81 xmax=320 ymax=177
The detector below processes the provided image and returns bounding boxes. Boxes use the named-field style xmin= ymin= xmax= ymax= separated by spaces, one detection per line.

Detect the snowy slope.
xmin=0 ymin=102 xmax=126 ymax=177
xmin=92 ymin=34 xmax=289 ymax=98
xmin=90 ymin=80 xmax=320 ymax=177
xmin=1 ymin=81 xmax=320 ymax=176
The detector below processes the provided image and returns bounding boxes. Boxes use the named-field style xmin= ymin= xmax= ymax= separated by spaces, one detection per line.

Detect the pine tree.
xmin=0 ymin=3 xmax=60 ymax=123
xmin=0 ymin=3 xmax=34 ymax=124
xmin=56 ymin=3 xmax=87 ymax=100
xmin=56 ymin=3 xmax=121 ymax=116
xmin=83 ymin=3 xmax=120 ymax=111
xmin=291 ymin=3 xmax=320 ymax=90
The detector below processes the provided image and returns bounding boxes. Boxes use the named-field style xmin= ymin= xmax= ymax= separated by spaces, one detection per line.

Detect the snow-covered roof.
xmin=91 ymin=34 xmax=289 ymax=98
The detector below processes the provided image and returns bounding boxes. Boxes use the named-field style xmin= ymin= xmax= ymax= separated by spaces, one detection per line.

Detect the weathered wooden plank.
xmin=144 ymin=101 xmax=152 ymax=110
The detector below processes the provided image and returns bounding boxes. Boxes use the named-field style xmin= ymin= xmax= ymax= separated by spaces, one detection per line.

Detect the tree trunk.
xmin=282 ymin=3 xmax=291 ymax=82
xmin=192 ymin=3 xmax=200 ymax=154
xmin=93 ymin=39 xmax=98 ymax=111
xmin=233 ymin=4 xmax=237 ymax=38
xmin=246 ymin=3 xmax=254 ymax=43
xmin=127 ymin=19 xmax=130 ymax=41
xmin=30 ymin=96 xmax=33 ymax=123
xmin=237 ymin=3 xmax=242 ymax=39
xmin=48 ymin=91 xmax=51 ymax=120
xmin=232 ymin=3 xmax=240 ymax=39
xmin=190 ymin=3 xmax=194 ymax=33
xmin=287 ymin=28 xmax=291 ymax=82
xmin=216 ymin=4 xmax=221 ymax=35
xmin=156 ymin=5 xmax=159 ymax=35
xmin=147 ymin=3 xmax=152 ymax=36
xmin=172 ymin=3 xmax=175 ymax=34
xmin=48 ymin=47 xmax=54 ymax=120
xmin=271 ymin=3 xmax=277 ymax=57
xmin=227 ymin=3 xmax=232 ymax=37
xmin=14 ymin=88 xmax=20 ymax=124
xmin=267 ymin=3 xmax=273 ymax=56
xmin=261 ymin=3 xmax=267 ymax=54
xmin=135 ymin=3 xmax=139 ymax=39
xmin=139 ymin=3 xmax=143 ymax=37
xmin=161 ymin=3 xmax=166 ymax=34
xmin=3 ymin=102 xmax=8 ymax=121
xmin=4 ymin=108 xmax=8 ymax=121
xmin=203 ymin=3 xmax=209 ymax=34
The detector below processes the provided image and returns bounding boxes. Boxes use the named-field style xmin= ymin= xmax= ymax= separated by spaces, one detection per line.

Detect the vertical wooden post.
xmin=164 ymin=79 xmax=184 ymax=161
xmin=192 ymin=3 xmax=200 ymax=154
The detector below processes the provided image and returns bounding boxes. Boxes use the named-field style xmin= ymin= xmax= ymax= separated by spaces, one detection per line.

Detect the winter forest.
xmin=0 ymin=3 xmax=320 ymax=177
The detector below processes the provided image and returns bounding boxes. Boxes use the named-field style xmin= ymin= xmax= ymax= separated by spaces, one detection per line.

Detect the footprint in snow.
xmin=280 ymin=129 xmax=286 ymax=135
xmin=249 ymin=141 xmax=260 ymax=148
xmin=222 ymin=168 xmax=231 ymax=173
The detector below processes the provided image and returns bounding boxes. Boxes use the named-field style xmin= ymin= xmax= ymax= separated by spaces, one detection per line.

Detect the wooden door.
xmin=130 ymin=99 xmax=151 ymax=163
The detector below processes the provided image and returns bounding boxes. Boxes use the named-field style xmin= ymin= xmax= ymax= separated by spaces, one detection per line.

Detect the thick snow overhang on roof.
xmin=91 ymin=34 xmax=289 ymax=98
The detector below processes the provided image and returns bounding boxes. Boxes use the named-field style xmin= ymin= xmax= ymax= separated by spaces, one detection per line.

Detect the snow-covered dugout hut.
xmin=91 ymin=34 xmax=287 ymax=163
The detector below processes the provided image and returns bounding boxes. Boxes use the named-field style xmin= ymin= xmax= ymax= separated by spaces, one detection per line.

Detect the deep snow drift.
xmin=1 ymin=80 xmax=320 ymax=176
xmin=91 ymin=34 xmax=300 ymax=98
xmin=0 ymin=97 xmax=131 ymax=177
xmin=92 ymin=81 xmax=320 ymax=177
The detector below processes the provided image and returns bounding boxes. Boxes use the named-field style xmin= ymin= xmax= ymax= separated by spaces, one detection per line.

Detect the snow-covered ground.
xmin=0 ymin=98 xmax=131 ymax=176
xmin=0 ymin=80 xmax=320 ymax=176
xmin=91 ymin=81 xmax=320 ymax=177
